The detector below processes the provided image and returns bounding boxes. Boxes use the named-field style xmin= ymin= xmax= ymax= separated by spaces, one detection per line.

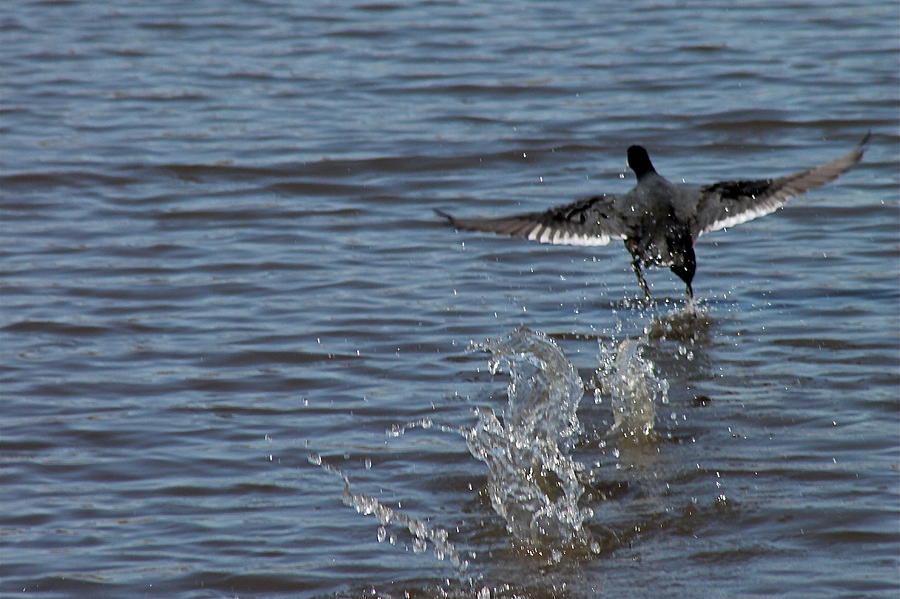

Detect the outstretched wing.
xmin=435 ymin=194 xmax=628 ymax=247
xmin=694 ymin=133 xmax=870 ymax=237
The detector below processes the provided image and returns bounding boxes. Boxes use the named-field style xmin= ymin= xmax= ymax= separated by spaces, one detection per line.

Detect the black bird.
xmin=436 ymin=135 xmax=869 ymax=300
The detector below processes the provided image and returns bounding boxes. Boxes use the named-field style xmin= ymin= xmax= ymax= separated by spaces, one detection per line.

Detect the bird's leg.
xmin=669 ymin=240 xmax=696 ymax=301
xmin=625 ymin=238 xmax=653 ymax=301
xmin=631 ymin=256 xmax=653 ymax=301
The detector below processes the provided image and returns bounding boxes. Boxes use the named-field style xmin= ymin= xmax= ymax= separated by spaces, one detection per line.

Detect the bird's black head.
xmin=626 ymin=145 xmax=656 ymax=179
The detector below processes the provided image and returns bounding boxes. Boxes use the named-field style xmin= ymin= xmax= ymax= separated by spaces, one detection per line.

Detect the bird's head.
xmin=626 ymin=145 xmax=656 ymax=179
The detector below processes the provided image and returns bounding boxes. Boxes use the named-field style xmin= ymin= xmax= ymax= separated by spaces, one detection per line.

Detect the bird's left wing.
xmin=694 ymin=134 xmax=869 ymax=237
xmin=435 ymin=194 xmax=628 ymax=247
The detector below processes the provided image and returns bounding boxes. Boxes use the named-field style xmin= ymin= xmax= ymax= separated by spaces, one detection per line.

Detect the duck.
xmin=436 ymin=134 xmax=869 ymax=300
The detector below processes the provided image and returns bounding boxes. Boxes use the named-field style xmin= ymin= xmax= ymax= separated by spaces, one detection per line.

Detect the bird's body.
xmin=436 ymin=136 xmax=869 ymax=299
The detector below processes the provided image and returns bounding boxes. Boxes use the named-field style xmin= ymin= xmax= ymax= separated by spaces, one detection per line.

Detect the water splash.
xmin=595 ymin=337 xmax=669 ymax=440
xmin=481 ymin=326 xmax=584 ymax=448
xmin=311 ymin=324 xmax=674 ymax=577
xmin=307 ymin=452 xmax=470 ymax=577
xmin=465 ymin=327 xmax=595 ymax=554
xmin=644 ymin=298 xmax=712 ymax=343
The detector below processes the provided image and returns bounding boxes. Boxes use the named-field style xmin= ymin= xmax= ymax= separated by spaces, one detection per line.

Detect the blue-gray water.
xmin=1 ymin=1 xmax=898 ymax=597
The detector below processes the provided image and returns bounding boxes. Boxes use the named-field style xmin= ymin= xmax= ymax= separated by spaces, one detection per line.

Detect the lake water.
xmin=1 ymin=1 xmax=898 ymax=598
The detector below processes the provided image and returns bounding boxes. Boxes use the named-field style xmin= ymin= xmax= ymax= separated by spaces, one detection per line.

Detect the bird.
xmin=435 ymin=134 xmax=869 ymax=300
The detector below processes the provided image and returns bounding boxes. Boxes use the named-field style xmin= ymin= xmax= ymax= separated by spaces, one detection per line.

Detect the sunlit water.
xmin=2 ymin=1 xmax=898 ymax=598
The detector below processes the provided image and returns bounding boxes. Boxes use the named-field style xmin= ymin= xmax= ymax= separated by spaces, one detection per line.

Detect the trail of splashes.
xmin=465 ymin=327 xmax=597 ymax=556
xmin=307 ymin=452 xmax=470 ymax=579
xmin=312 ymin=315 xmax=686 ymax=574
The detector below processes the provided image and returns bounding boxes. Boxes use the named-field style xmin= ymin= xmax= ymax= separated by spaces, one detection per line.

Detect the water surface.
xmin=1 ymin=1 xmax=898 ymax=597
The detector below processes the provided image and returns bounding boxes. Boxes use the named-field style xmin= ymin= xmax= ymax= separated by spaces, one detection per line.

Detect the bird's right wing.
xmin=694 ymin=133 xmax=869 ymax=237
xmin=435 ymin=194 xmax=628 ymax=247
